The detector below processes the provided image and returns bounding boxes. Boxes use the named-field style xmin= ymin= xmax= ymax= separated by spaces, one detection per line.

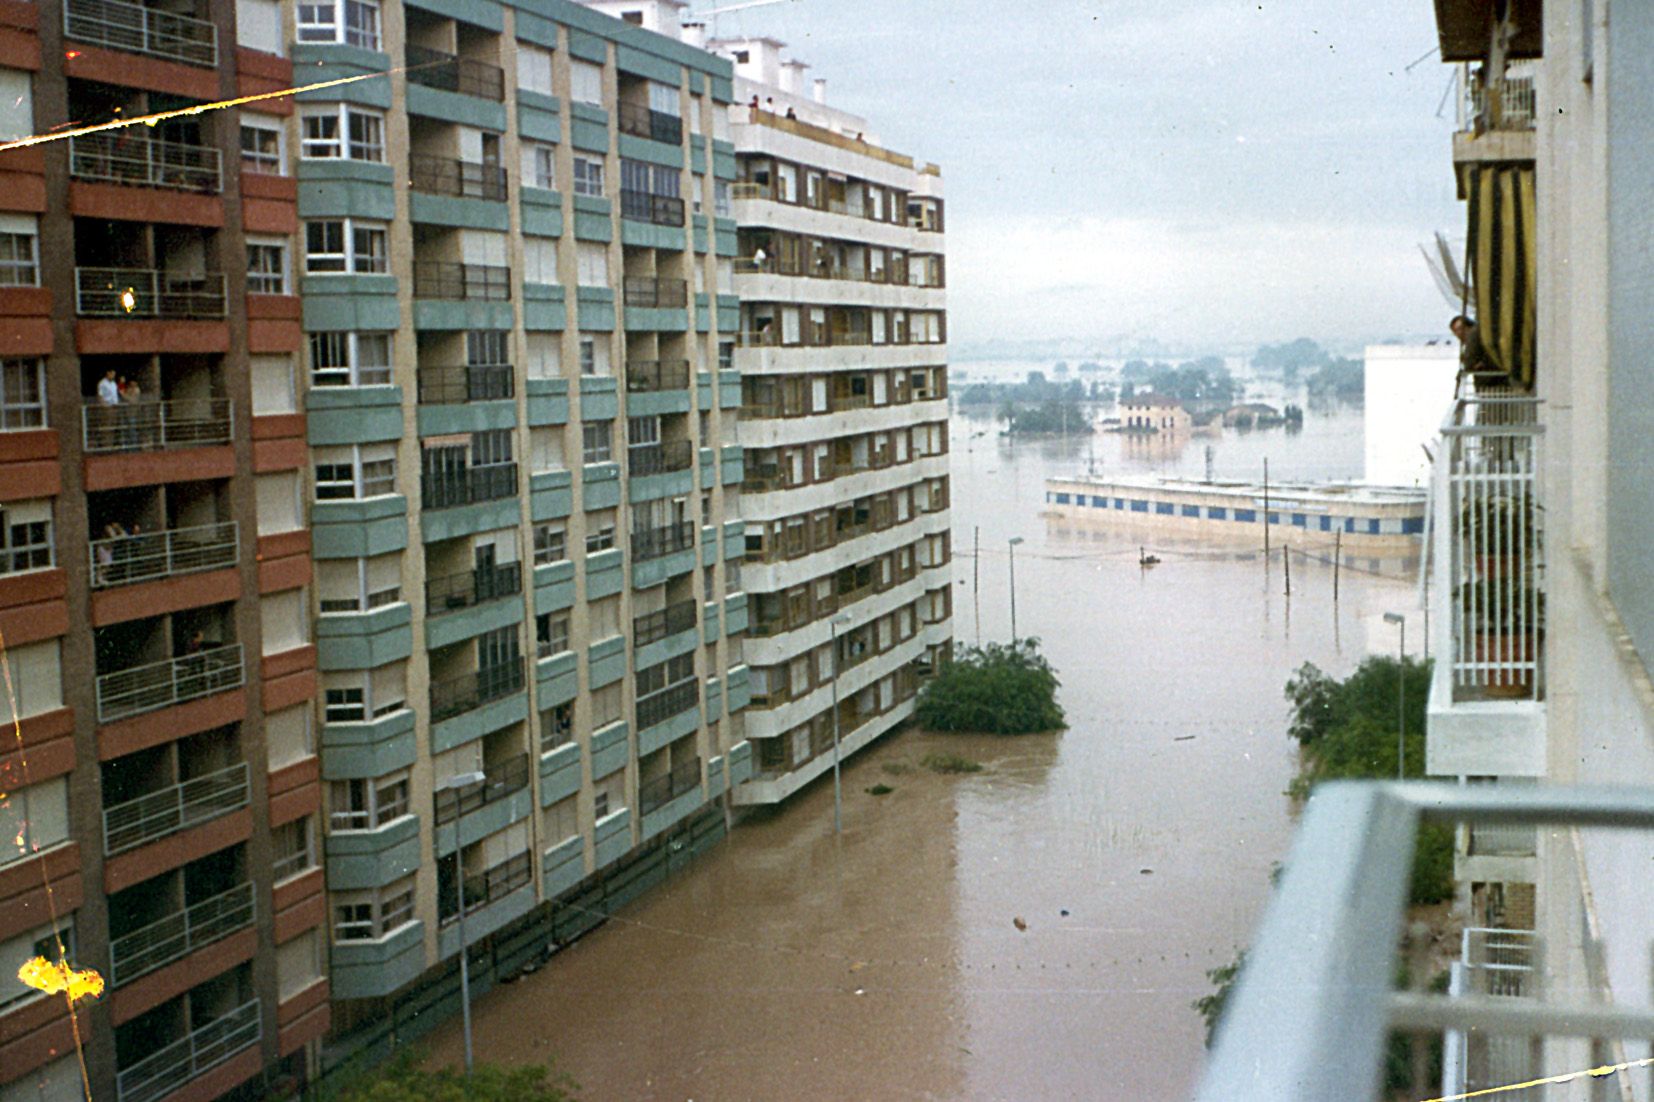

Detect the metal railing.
xmin=633 ymin=600 xmax=696 ymax=647
xmin=1466 ymin=820 xmax=1538 ymax=857
xmin=429 ymin=658 xmax=525 ymax=723
xmin=1441 ymin=927 xmax=1540 ymax=1099
xmin=96 ymin=643 xmax=245 ymax=724
xmin=421 ymin=463 xmax=517 ymax=511
xmin=102 ymin=761 xmax=249 ymax=856
xmin=65 ymin=0 xmax=217 ymax=67
xmin=109 ymin=882 xmax=254 ymax=987
xmin=447 ymin=851 xmax=533 ymax=923
xmin=408 ymin=153 xmax=507 ymax=201
xmin=416 ymin=363 xmax=514 ymax=405
xmin=76 ymin=268 xmax=227 ymax=318
xmin=620 ymin=189 xmax=686 ymax=227
xmin=116 ymin=998 xmax=259 ymax=1102
xmin=89 ymin=521 xmax=237 ymax=589
xmin=405 ymin=43 xmax=505 ymax=101
xmin=433 ymin=753 xmax=529 ymax=825
xmin=636 ymin=679 xmax=697 ymax=731
xmin=622 ymin=276 xmax=687 ymax=308
xmin=627 ymin=440 xmax=692 ymax=477
xmin=639 ymin=757 xmax=700 ymax=815
xmin=1461 ymin=62 xmax=1537 ymax=132
xmin=413 ymin=261 xmax=511 ymax=301
xmin=617 ymin=102 xmax=683 ymax=145
xmin=631 ymin=520 xmax=695 ymax=562
xmin=82 ymin=399 xmax=233 ymax=454
xmin=625 ymin=359 xmax=690 ymax=392
xmin=425 ymin=561 xmax=522 ymax=615
xmin=70 ymin=132 xmax=221 ymax=193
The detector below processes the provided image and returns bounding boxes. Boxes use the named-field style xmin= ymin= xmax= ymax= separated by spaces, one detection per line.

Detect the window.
xmin=521 ymin=142 xmax=556 ymax=190
xmin=323 ymin=666 xmax=404 ymax=722
xmin=637 ymin=652 xmax=695 ymax=696
xmin=318 ymin=555 xmax=402 ymax=612
xmin=578 ymin=334 xmax=609 ymax=376
xmin=240 ymin=117 xmax=284 ymax=174
xmin=0 ymin=776 xmax=68 ymax=868
xmin=517 ymin=43 xmax=554 ymax=95
xmin=0 ymin=501 xmax=50 ymax=575
xmin=276 ymin=929 xmax=322 ymax=1001
xmin=0 ymin=214 xmax=36 ymax=287
xmin=584 ymin=511 xmax=615 ymax=554
xmin=541 ymin=702 xmax=573 ymax=751
xmin=0 ymin=359 xmax=44 ymax=431
xmin=298 ymin=0 xmax=380 ymax=49
xmin=576 ymin=242 xmax=608 ymax=286
xmin=627 ymin=415 xmax=659 ymax=448
xmin=305 ymin=219 xmax=388 ymax=274
xmin=0 ymin=919 xmax=74 ymax=1012
xmin=536 ymin=612 xmax=569 ymax=658
xmin=581 ymin=421 xmax=612 ymax=464
xmin=272 ymin=817 xmax=315 ymax=881
xmin=714 ymin=179 xmax=731 ymax=218
xmin=572 ymin=156 xmax=604 ymax=198
xmin=717 ymin=340 xmax=734 ymax=371
xmin=648 ymin=81 xmax=680 ymax=117
xmin=332 ymin=879 xmax=415 ymax=942
xmin=236 ymin=0 xmax=283 ymax=55
xmin=533 ymin=523 xmax=566 ymax=565
xmin=310 ymin=331 xmax=393 ymax=387
xmin=569 ymin=59 xmax=604 ymax=106
xmin=0 ymin=68 xmax=30 ymax=144
xmin=591 ymin=684 xmax=622 ymax=728
xmin=314 ymin=444 xmax=396 ymax=500
xmin=525 ymin=333 xmax=560 ymax=380
xmin=329 ymin=773 xmax=410 ymax=831
xmin=299 ymin=105 xmax=384 ymax=161
xmin=523 ymin=236 xmax=558 ymax=285
xmin=246 ymin=237 xmax=288 ymax=294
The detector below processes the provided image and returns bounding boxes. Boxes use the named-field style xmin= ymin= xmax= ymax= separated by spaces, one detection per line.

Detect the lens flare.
xmin=16 ymin=957 xmax=104 ymax=1004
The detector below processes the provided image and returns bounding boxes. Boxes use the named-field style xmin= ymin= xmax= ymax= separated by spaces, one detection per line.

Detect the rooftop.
xmin=1047 ymin=473 xmax=1429 ymax=508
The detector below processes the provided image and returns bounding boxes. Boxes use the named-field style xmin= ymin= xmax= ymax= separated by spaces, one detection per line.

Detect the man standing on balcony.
xmin=97 ymin=369 xmax=120 ymax=407
xmin=1451 ymin=315 xmax=1498 ymax=385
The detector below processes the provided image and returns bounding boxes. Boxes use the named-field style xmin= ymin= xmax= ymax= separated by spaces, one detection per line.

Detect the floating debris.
xmin=1013 ymin=916 xmax=1028 ymax=931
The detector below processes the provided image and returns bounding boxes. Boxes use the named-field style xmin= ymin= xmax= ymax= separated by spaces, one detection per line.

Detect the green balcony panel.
xmin=634 ymin=624 xmax=698 ymax=674
xmin=582 ymin=460 xmax=621 ymax=508
xmin=541 ymin=833 xmax=586 ymax=898
xmin=576 ymin=288 xmax=616 ymax=329
xmin=623 ymin=306 xmax=689 ymax=333
xmin=425 ymin=592 xmax=523 ymax=652
xmin=716 ymin=294 xmax=740 ymax=330
xmin=719 ymin=445 xmax=744 ymax=485
xmin=434 ymin=787 xmax=533 ymax=857
xmin=588 ymin=635 xmax=626 ymax=689
xmin=617 ymin=133 xmax=684 ymax=170
xmin=696 ymin=373 xmax=713 ymax=411
xmin=696 ymin=300 xmax=711 ymax=333
xmin=534 ymin=559 xmax=576 ymax=616
xmin=420 ymin=495 xmax=521 ymax=545
xmin=585 ymin=547 xmax=623 ymax=599
xmin=702 ymin=602 xmax=719 ymax=645
xmin=536 ymin=647 xmax=578 ymax=706
xmin=729 ymin=740 xmax=753 ymax=785
xmin=322 ymin=708 xmax=417 ymax=780
xmin=592 ymin=807 xmax=631 ymax=870
xmin=629 ymin=467 xmax=693 ymax=504
xmin=416 ymin=397 xmax=516 ymax=438
xmin=406 ymin=83 xmax=508 ymax=131
xmin=614 ymin=42 xmax=679 ymax=84
xmin=633 ymin=547 xmax=695 ymax=589
xmin=692 ymin=215 xmax=709 ymax=255
xmin=306 ymin=385 xmax=404 ymax=446
xmin=572 ymin=195 xmax=614 ymax=244
xmin=325 ymin=814 xmax=421 ymax=890
xmin=638 ymin=704 xmax=699 ymax=758
xmin=566 ymin=31 xmax=608 ymax=64
xmin=409 ymin=191 xmax=510 ymax=232
xmin=717 ymin=367 xmax=741 ymax=405
xmin=711 ymin=140 xmax=736 ymax=179
xmin=520 ymin=187 xmax=564 ymax=238
xmin=292 ymin=43 xmax=394 ymax=108
xmin=619 ymin=219 xmax=686 ymax=252
xmin=570 ymin=116 xmax=609 ymax=156
xmin=297 ymin=161 xmax=397 ymax=219
xmin=530 ymin=469 xmax=574 ymax=521
xmin=301 ymin=276 xmax=401 ymax=331
xmin=577 ymin=375 xmax=619 ymax=420
xmin=436 ymin=879 xmax=535 ymax=959
xmin=523 ymin=283 xmax=567 ymax=330
xmin=726 ymin=664 xmax=752 ymax=713
xmin=707 ymin=754 xmax=725 ymax=798
xmin=710 ymin=74 xmax=733 ymax=105
xmin=316 ymin=602 xmax=414 ymax=670
xmin=704 ymin=675 xmax=722 ymax=719
xmin=412 ymin=298 xmax=515 ymax=332
xmin=689 ymin=71 xmax=705 ymax=96
xmin=526 ymin=378 xmax=570 ymax=426
xmin=724 ymin=592 xmax=748 ymax=636
xmin=590 ymin=721 xmax=628 ymax=779
xmin=700 ymin=524 xmax=717 ymax=564
xmin=641 ymin=783 xmax=704 ymax=841
xmin=539 ymin=742 xmax=581 ymax=807
xmin=430 ymin=687 xmax=529 ymax=755
xmin=313 ymin=496 xmax=409 ymax=560
xmin=515 ymin=10 xmax=557 ymax=48
xmin=405 ymin=0 xmax=501 ymax=29
xmin=330 ymin=920 xmax=424 ymax=999
xmin=625 ymin=388 xmax=690 ymax=417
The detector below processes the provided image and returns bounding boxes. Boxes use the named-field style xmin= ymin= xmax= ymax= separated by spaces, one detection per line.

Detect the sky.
xmin=701 ymin=0 xmax=1468 ymax=354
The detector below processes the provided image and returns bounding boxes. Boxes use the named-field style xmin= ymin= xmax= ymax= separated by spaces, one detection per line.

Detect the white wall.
xmin=1362 ymin=344 xmax=1458 ymax=488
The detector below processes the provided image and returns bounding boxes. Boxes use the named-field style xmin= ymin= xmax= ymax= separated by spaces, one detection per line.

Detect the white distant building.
xmin=1362 ymin=343 xmax=1458 ymax=487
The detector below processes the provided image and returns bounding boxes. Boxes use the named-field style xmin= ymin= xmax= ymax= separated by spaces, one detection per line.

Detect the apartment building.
xmin=2 ymin=0 xmax=755 ymax=1098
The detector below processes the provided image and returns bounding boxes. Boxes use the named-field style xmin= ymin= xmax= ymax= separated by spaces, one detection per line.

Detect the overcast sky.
xmin=705 ymin=0 xmax=1465 ymax=353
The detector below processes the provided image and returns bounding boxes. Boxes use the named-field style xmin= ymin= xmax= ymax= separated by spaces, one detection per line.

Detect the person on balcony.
xmin=97 ymin=369 xmax=120 ymax=407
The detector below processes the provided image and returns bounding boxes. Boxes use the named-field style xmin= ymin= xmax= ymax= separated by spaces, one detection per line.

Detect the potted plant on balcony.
xmin=1458 ymin=579 xmax=1546 ymax=699
xmin=1458 ymin=489 xmax=1539 ymax=578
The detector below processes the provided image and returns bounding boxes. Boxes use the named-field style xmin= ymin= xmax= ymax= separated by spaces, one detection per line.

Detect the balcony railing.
xmin=416 ymin=363 xmax=514 ymax=405
xmin=636 ymin=679 xmax=698 ymax=731
xmin=434 ymin=753 xmax=529 ymax=825
xmin=96 ymin=643 xmax=245 ymax=724
xmin=102 ymin=761 xmax=250 ymax=856
xmin=82 ymin=399 xmax=234 ymax=454
xmin=1441 ymin=927 xmax=1539 ymax=1099
xmin=638 ymin=757 xmax=700 ymax=815
xmin=413 ymin=261 xmax=511 ymax=301
xmin=617 ymin=102 xmax=683 ymax=146
xmin=1466 ymin=819 xmax=1538 ymax=857
xmin=116 ymin=998 xmax=260 ymax=1102
xmin=405 ymin=43 xmax=505 ymax=102
xmin=1461 ymin=62 xmax=1537 ymax=132
xmin=109 ymin=881 xmax=254 ymax=987
xmin=633 ymin=600 xmax=696 ymax=648
xmin=421 ymin=463 xmax=518 ymax=511
xmin=408 ymin=153 xmax=507 ymax=201
xmin=445 ymin=851 xmax=533 ymax=924
xmin=65 ymin=0 xmax=217 ymax=68
xmin=620 ymin=190 xmax=686 ymax=227
xmin=631 ymin=520 xmax=695 ymax=562
xmin=622 ymin=276 xmax=688 ymax=308
xmin=625 ymin=359 xmax=690 ymax=393
xmin=425 ymin=561 xmax=522 ymax=615
xmin=76 ymin=268 xmax=227 ymax=318
xmin=627 ymin=440 xmax=693 ymax=477
xmin=429 ymin=658 xmax=525 ymax=723
xmin=70 ymin=132 xmax=222 ymax=193
xmin=89 ymin=521 xmax=238 ymax=589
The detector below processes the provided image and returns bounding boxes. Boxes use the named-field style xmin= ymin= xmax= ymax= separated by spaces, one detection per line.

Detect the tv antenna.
xmin=689 ymin=0 xmax=801 ymax=37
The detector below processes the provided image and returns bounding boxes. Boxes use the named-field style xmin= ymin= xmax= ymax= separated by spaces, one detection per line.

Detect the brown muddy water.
xmin=426 ymin=405 xmax=1420 ymax=1100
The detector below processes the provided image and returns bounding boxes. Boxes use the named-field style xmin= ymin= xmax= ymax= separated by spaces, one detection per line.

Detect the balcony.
xmin=636 ymin=680 xmax=697 ymax=731
xmin=617 ymin=102 xmax=683 ymax=146
xmin=90 ymin=521 xmax=238 ymax=589
xmin=76 ymin=268 xmax=227 ymax=318
xmin=632 ymin=520 xmax=694 ymax=562
xmin=429 ymin=658 xmax=525 ymax=723
xmin=70 ymin=133 xmax=222 ymax=194
xmin=64 ymin=0 xmax=218 ymax=68
xmin=425 ymin=561 xmax=522 ymax=616
xmin=405 ymin=43 xmax=505 ymax=102
xmin=633 ymin=599 xmax=697 ymax=647
xmin=433 ymin=753 xmax=529 ymax=825
xmin=413 ymin=261 xmax=511 ymax=301
xmin=1454 ymin=62 xmax=1536 ymax=164
xmin=109 ymin=882 xmax=254 ymax=987
xmin=1426 ymin=385 xmax=1546 ymax=777
xmin=416 ymin=363 xmax=514 ymax=405
xmin=628 ymin=440 xmax=693 ymax=477
xmin=444 ymin=851 xmax=532 ymax=925
xmin=96 ymin=643 xmax=245 ymax=723
xmin=82 ymin=399 xmax=234 ymax=454
xmin=625 ymin=359 xmax=690 ymax=393
xmin=639 ymin=757 xmax=700 ymax=816
xmin=421 ymin=463 xmax=518 ymax=511
xmin=1441 ymin=928 xmax=1538 ymax=1098
xmin=103 ymin=761 xmax=250 ymax=856
xmin=620 ymin=190 xmax=686 ymax=228
xmin=408 ymin=154 xmax=507 ymax=202
xmin=116 ymin=998 xmax=260 ymax=1102
xmin=622 ymin=276 xmax=687 ymax=309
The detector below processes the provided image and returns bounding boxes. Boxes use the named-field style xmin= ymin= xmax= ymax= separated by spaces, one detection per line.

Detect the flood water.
xmin=426 ymin=395 xmax=1420 ymax=1100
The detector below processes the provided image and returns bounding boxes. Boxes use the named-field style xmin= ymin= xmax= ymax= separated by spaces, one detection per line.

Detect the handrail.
xmin=622 ymin=276 xmax=688 ymax=308
xmin=416 ymin=362 xmax=514 ymax=404
xmin=625 ymin=359 xmax=691 ymax=392
xmin=405 ymin=43 xmax=505 ymax=101
xmin=65 ymin=0 xmax=217 ymax=68
xmin=82 ymin=398 xmax=233 ymax=454
xmin=425 ymin=561 xmax=522 ymax=615
xmin=70 ymin=132 xmax=222 ymax=193
xmin=103 ymin=761 xmax=249 ymax=855
xmin=628 ymin=440 xmax=693 ymax=477
xmin=636 ymin=679 xmax=698 ymax=731
xmin=617 ymin=102 xmax=683 ymax=145
xmin=620 ymin=189 xmax=686 ymax=227
xmin=75 ymin=267 xmax=227 ymax=318
xmin=116 ymin=998 xmax=260 ymax=1102
xmin=631 ymin=520 xmax=695 ymax=562
xmin=633 ymin=600 xmax=697 ymax=647
xmin=89 ymin=521 xmax=237 ymax=589
xmin=421 ymin=463 xmax=518 ymax=511
xmin=434 ymin=753 xmax=530 ymax=824
xmin=429 ymin=658 xmax=525 ymax=723
xmin=408 ymin=153 xmax=507 ymax=201
xmin=639 ymin=757 xmax=700 ymax=814
xmin=109 ymin=881 xmax=254 ymax=987
xmin=413 ymin=261 xmax=511 ymax=301
xmin=96 ymin=643 xmax=245 ymax=724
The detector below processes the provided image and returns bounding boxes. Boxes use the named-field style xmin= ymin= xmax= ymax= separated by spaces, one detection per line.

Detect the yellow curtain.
xmin=1464 ymin=163 xmax=1538 ymax=389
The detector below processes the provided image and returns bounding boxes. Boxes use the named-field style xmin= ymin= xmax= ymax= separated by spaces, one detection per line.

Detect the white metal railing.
xmin=1466 ymin=820 xmax=1538 ymax=857
xmin=1462 ymin=926 xmax=1536 ymax=997
xmin=109 ymin=881 xmax=254 ymax=986
xmin=1445 ymin=927 xmax=1539 ymax=1099
xmin=82 ymin=399 xmax=233 ymax=454
xmin=1459 ymin=61 xmax=1537 ymax=132
xmin=75 ymin=268 xmax=227 ymax=318
xmin=70 ymin=132 xmax=222 ymax=193
xmin=116 ymin=998 xmax=259 ymax=1102
xmin=65 ymin=0 xmax=217 ymax=68
xmin=96 ymin=643 xmax=245 ymax=723
xmin=103 ymin=761 xmax=249 ymax=855
xmin=89 ymin=521 xmax=237 ymax=589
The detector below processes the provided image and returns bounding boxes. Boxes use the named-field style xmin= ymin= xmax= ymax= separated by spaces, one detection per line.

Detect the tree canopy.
xmin=328 ymin=1052 xmax=579 ymax=1102
xmin=916 ymin=640 xmax=1065 ymax=735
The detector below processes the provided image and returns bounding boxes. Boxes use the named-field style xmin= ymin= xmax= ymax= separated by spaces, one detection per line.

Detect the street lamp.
xmin=1008 ymin=537 xmax=1025 ymax=642
xmin=438 ymin=769 xmax=486 ymax=1075
xmin=1383 ymin=613 xmax=1406 ymax=780
xmin=829 ymin=612 xmax=853 ymax=834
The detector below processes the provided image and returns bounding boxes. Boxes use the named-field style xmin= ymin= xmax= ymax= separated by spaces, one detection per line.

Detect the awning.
xmin=1463 ymin=162 xmax=1536 ymax=389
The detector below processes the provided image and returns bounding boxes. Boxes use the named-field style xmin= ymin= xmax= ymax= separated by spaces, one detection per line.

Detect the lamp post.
xmin=438 ymin=769 xmax=486 ymax=1075
xmin=829 ymin=612 xmax=853 ymax=834
xmin=1008 ymin=537 xmax=1024 ymax=642
xmin=1383 ymin=613 xmax=1407 ymax=780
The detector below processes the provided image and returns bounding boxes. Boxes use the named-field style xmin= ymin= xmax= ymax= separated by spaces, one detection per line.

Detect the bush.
xmin=328 ymin=1051 xmax=578 ymax=1102
xmin=920 ymin=752 xmax=982 ymax=774
xmin=915 ymin=640 xmax=1065 ymax=734
xmin=1192 ymin=950 xmax=1245 ymax=1047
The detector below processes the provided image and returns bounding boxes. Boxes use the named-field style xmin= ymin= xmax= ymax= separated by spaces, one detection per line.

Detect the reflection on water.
xmin=425 ymin=405 xmax=1418 ymax=1100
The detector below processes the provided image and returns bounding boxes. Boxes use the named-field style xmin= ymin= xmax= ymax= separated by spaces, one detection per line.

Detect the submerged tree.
xmin=916 ymin=640 xmax=1065 ymax=734
xmin=328 ymin=1051 xmax=579 ymax=1102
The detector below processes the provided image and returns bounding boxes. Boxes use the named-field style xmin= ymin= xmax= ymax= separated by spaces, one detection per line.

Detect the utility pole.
xmin=1263 ymin=457 xmax=1271 ymax=560
xmin=1284 ymin=544 xmax=1291 ymax=597
xmin=1333 ymin=527 xmax=1342 ymax=604
xmin=972 ymin=526 xmax=981 ymax=646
